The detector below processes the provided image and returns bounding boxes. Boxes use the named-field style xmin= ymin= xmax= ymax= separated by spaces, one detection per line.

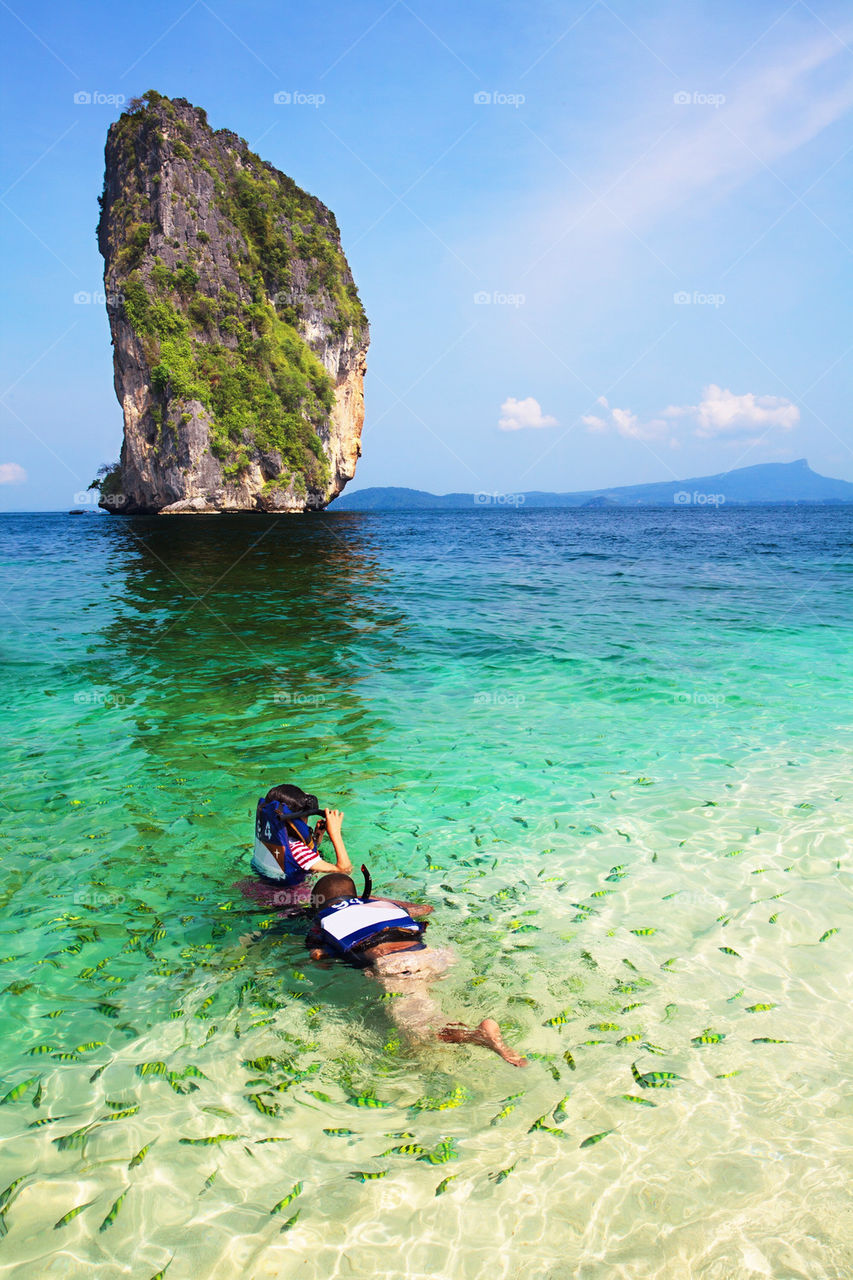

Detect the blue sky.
xmin=1 ymin=0 xmax=851 ymax=509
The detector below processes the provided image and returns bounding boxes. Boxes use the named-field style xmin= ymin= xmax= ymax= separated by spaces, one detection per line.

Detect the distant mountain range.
xmin=331 ymin=459 xmax=853 ymax=510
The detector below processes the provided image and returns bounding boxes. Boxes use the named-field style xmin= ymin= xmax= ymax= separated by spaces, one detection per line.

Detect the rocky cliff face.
xmin=97 ymin=91 xmax=368 ymax=513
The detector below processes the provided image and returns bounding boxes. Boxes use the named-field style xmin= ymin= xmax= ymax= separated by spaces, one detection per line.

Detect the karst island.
xmin=93 ymin=90 xmax=368 ymax=514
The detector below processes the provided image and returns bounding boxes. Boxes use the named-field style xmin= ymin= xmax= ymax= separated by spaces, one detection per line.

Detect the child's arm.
xmin=313 ymin=809 xmax=352 ymax=874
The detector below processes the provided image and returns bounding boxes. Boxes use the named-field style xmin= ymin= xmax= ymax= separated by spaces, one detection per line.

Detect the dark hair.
xmin=264 ymin=783 xmax=318 ymax=813
xmin=312 ymin=872 xmax=356 ymax=912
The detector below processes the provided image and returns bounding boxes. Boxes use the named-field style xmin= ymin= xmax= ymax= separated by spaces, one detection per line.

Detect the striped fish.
xmin=631 ymin=1062 xmax=681 ymax=1089
xmin=54 ymin=1200 xmax=96 ymax=1229
xmin=0 ymin=1076 xmax=39 ymax=1105
xmin=580 ymin=1130 xmax=614 ymax=1148
xmin=179 ymin=1134 xmax=243 ymax=1146
xmin=418 ymin=1139 xmax=458 ymax=1165
xmin=99 ymin=1189 xmax=128 ymax=1232
xmin=270 ymin=1182 xmax=303 ymax=1214
xmin=552 ymin=1095 xmax=570 ymax=1124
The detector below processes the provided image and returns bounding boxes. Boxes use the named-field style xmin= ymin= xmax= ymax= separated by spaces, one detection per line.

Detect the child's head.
xmin=264 ymin=783 xmax=319 ymax=814
xmin=312 ymin=872 xmax=356 ymax=912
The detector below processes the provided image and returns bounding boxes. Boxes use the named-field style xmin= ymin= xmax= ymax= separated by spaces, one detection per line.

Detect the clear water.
xmin=1 ymin=507 xmax=852 ymax=1280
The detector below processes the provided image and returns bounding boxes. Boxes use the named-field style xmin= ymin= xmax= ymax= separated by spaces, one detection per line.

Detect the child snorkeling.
xmin=306 ymin=871 xmax=527 ymax=1067
xmin=252 ymin=783 xmax=352 ymax=886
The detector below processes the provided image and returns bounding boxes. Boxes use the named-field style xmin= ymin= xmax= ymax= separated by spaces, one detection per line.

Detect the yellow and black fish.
xmin=691 ymin=1030 xmax=725 ymax=1046
xmin=54 ymin=1200 xmax=96 ymax=1230
xmin=179 ymin=1134 xmax=243 ymax=1146
xmin=631 ymin=1062 xmax=681 ymax=1089
xmin=99 ymin=1190 xmax=128 ymax=1233
xmin=0 ymin=1076 xmax=39 ymax=1105
xmin=270 ymin=1182 xmax=303 ymax=1214
xmin=552 ymin=1095 xmax=570 ymax=1124
xmin=418 ymin=1139 xmax=458 ymax=1165
xmin=580 ymin=1130 xmax=613 ymax=1148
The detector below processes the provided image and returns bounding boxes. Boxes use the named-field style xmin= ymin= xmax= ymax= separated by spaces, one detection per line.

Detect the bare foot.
xmin=437 ymin=1018 xmax=527 ymax=1067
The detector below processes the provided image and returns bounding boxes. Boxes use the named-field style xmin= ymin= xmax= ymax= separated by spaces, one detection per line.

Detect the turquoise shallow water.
xmin=1 ymin=506 xmax=852 ymax=1280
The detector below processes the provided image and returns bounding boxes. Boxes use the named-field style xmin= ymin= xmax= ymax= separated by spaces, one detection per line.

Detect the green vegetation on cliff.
xmin=99 ymin=90 xmax=367 ymax=488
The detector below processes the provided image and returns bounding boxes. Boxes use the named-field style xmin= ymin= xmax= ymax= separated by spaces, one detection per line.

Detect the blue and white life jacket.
xmin=316 ymin=897 xmax=422 ymax=960
xmin=251 ymin=797 xmax=314 ymax=884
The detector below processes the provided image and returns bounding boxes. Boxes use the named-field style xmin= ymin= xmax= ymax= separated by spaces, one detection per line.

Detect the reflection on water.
xmin=0 ymin=507 xmax=852 ymax=1279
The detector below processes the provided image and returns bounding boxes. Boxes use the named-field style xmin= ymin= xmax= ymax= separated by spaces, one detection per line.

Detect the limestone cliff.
xmin=96 ymin=91 xmax=368 ymax=513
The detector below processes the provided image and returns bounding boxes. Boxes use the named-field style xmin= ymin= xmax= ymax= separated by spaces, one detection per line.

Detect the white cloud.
xmin=498 ymin=396 xmax=558 ymax=431
xmin=664 ymin=384 xmax=799 ymax=438
xmin=582 ymin=396 xmax=670 ymax=443
xmin=584 ymin=386 xmax=798 ymax=443
xmin=0 ymin=463 xmax=27 ymax=484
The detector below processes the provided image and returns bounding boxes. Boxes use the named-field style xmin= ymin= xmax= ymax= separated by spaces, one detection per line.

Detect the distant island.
xmin=331 ymin=459 xmax=853 ymax=509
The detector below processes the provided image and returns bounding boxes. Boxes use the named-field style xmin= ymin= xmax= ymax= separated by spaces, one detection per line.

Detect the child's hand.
xmin=324 ymin=808 xmax=344 ymax=838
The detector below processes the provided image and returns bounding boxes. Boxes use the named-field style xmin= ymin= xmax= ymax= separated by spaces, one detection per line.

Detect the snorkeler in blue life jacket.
xmin=305 ymin=871 xmax=527 ymax=1067
xmin=252 ymin=783 xmax=353 ymax=886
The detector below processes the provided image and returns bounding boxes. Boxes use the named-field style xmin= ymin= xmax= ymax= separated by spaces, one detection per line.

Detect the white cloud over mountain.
xmin=584 ymin=385 xmax=799 ymax=444
xmin=665 ymin=385 xmax=800 ymax=438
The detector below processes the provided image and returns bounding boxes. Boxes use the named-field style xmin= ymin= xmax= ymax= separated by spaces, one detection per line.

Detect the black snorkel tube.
xmin=283 ymin=806 xmax=325 ymax=821
xmin=361 ymin=864 xmax=372 ymax=901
